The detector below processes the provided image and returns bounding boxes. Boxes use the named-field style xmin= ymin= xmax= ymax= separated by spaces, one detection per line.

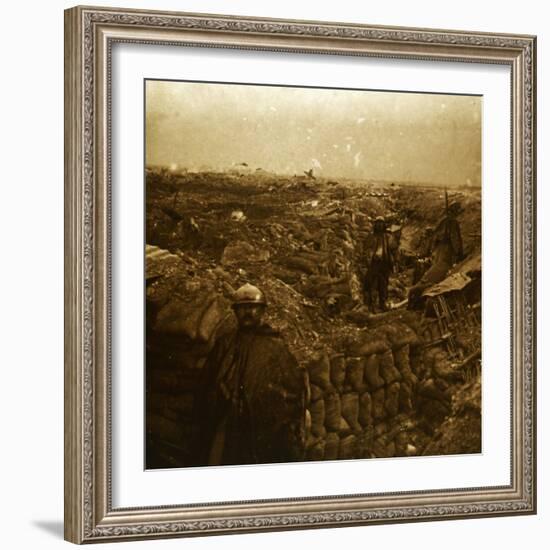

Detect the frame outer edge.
xmin=525 ymin=35 xmax=536 ymax=512
xmin=531 ymin=35 xmax=537 ymax=514
xmin=64 ymin=6 xmax=85 ymax=545
xmin=67 ymin=5 xmax=537 ymax=542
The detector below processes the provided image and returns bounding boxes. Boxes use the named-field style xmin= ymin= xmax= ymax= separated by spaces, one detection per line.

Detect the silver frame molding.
xmin=64 ymin=5 xmax=537 ymax=544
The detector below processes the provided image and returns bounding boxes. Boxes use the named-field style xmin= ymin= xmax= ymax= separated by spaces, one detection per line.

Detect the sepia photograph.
xmin=144 ymin=79 xmax=482 ymax=469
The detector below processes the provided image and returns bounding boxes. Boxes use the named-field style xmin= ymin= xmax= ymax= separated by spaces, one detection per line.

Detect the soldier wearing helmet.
xmin=231 ymin=283 xmax=267 ymax=329
xmin=193 ymin=283 xmax=306 ymax=467
xmin=408 ymin=198 xmax=464 ymax=309
xmin=362 ymin=215 xmax=396 ymax=312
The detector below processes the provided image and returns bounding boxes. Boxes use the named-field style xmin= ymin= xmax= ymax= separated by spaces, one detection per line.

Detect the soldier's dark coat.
xmin=193 ymin=324 xmax=306 ymax=466
xmin=363 ymin=230 xmax=395 ymax=310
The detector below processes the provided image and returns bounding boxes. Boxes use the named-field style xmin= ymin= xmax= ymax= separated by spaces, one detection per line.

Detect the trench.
xmin=145 ymin=170 xmax=482 ymax=469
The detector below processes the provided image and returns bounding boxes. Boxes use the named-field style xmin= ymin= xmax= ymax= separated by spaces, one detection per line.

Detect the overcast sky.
xmin=146 ymin=80 xmax=481 ymax=187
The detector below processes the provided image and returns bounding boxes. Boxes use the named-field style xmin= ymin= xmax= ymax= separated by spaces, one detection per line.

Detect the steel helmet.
xmin=232 ymin=283 xmax=267 ymax=306
xmin=448 ymin=201 xmax=462 ymax=214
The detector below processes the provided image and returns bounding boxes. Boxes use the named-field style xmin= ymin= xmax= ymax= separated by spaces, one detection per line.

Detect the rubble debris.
xmin=230 ymin=209 xmax=246 ymax=222
xmin=221 ymin=240 xmax=270 ymax=265
xmin=145 ymin=244 xmax=183 ymax=280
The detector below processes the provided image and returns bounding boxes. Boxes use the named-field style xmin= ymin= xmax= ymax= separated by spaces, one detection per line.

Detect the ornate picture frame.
xmin=64 ymin=5 xmax=536 ymax=544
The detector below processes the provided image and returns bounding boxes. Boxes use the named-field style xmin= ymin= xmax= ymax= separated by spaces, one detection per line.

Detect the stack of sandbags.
xmin=330 ymin=354 xmax=346 ymax=393
xmin=305 ymin=350 xmax=368 ymax=461
xmin=307 ymin=352 xmax=332 ymax=391
xmin=324 ymin=391 xmax=343 ymax=433
xmin=346 ymin=357 xmax=367 ymax=393
xmin=308 ymin=399 xmax=326 ymax=438
xmin=380 ymin=321 xmax=419 ymax=349
xmin=154 ymin=291 xmax=230 ymax=344
xmin=324 ymin=432 xmax=340 ymax=460
xmin=345 ymin=329 xmax=390 ymax=358
xmin=341 ymin=392 xmax=361 ymax=433
xmin=305 ymin=352 xmax=333 ymax=460
xmin=304 ymin=318 xmax=422 ymax=461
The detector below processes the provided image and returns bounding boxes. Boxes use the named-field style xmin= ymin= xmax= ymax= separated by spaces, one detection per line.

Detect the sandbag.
xmin=356 ymin=428 xmax=374 ymax=458
xmin=309 ymin=399 xmax=326 ymax=437
xmin=314 ymin=281 xmax=351 ymax=298
xmin=394 ymin=431 xmax=410 ymax=456
xmin=409 ymin=347 xmax=424 ymax=375
xmin=364 ymin=354 xmax=385 ymax=390
xmin=372 ymin=387 xmax=386 ymax=420
xmin=394 ymin=343 xmax=410 ymax=365
xmin=339 ymin=435 xmax=357 ymax=460
xmin=307 ymin=353 xmax=332 ymax=390
xmin=338 ymin=416 xmax=352 ymax=437
xmin=372 ymin=434 xmax=396 ymax=458
xmin=372 ymin=435 xmax=389 ymax=458
xmin=271 ymin=266 xmax=301 ymax=285
xmin=385 ymin=381 xmax=401 ymax=418
xmin=374 ymin=420 xmax=388 ymax=438
xmin=346 ymin=357 xmax=366 ymax=392
xmin=304 ymin=369 xmax=311 ymax=406
xmin=284 ymin=255 xmax=318 ymax=274
xmin=309 ymin=383 xmax=324 ymax=402
xmin=397 ymin=323 xmax=419 ymax=348
xmin=324 ymin=432 xmax=340 ymax=460
xmin=306 ymin=432 xmax=319 ymax=449
xmin=395 ymin=310 xmax=423 ymax=332
xmin=298 ymin=250 xmax=330 ymax=263
xmin=306 ymin=437 xmax=326 ymax=461
xmin=382 ymin=322 xmax=419 ymax=348
xmin=384 ymin=441 xmax=396 ymax=458
xmin=399 ymin=381 xmax=414 ymax=413
xmin=393 ymin=345 xmax=412 ymax=373
xmin=379 ymin=350 xmax=402 ymax=385
xmin=330 ymin=354 xmax=346 ymax=392
xmin=346 ymin=331 xmax=390 ymax=357
xmin=324 ymin=392 xmax=342 ymax=432
xmin=198 ymin=296 xmax=229 ymax=343
xmin=305 ymin=408 xmax=312 ymax=434
xmin=402 ymin=371 xmax=419 ymax=388
xmin=222 ymin=240 xmax=269 ymax=265
xmin=422 ymin=348 xmax=439 ymax=371
xmin=155 ymin=294 xmax=213 ymax=341
xmin=358 ymin=391 xmax=373 ymax=427
xmin=341 ymin=392 xmax=361 ymax=433
xmin=379 ymin=324 xmax=399 ymax=346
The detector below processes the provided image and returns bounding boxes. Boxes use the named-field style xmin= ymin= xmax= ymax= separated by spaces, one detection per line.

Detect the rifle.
xmin=444 ymin=188 xmax=450 ymax=241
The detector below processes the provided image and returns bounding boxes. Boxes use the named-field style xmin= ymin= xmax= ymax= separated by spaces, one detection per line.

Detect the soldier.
xmin=192 ymin=283 xmax=307 ymax=466
xmin=363 ymin=216 xmax=395 ymax=312
xmin=408 ymin=200 xmax=464 ymax=309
